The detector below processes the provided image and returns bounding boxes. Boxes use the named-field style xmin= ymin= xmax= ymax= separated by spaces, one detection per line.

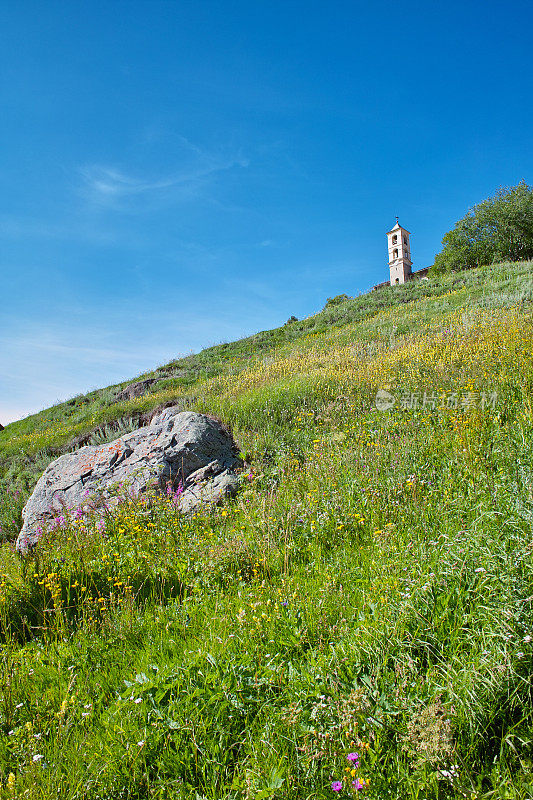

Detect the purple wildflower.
xmin=352 ymin=779 xmax=364 ymax=791
xmin=331 ymin=781 xmax=342 ymax=792
xmin=347 ymin=752 xmax=359 ymax=763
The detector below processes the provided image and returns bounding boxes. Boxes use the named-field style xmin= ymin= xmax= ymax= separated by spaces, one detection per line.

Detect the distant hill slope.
xmin=1 ymin=259 xmax=533 ymax=798
xmin=1 ymin=260 xmax=532 ymax=511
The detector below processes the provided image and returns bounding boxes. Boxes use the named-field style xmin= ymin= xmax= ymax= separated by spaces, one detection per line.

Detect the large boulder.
xmin=16 ymin=408 xmax=241 ymax=553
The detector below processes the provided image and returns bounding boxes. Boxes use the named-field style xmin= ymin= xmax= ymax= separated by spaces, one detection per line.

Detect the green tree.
xmin=432 ymin=182 xmax=533 ymax=273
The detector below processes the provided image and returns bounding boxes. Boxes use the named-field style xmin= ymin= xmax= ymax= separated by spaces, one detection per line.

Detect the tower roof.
xmin=386 ymin=219 xmax=410 ymax=235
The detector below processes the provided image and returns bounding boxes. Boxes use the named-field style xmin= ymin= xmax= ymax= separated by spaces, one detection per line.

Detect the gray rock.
xmin=16 ymin=409 xmax=241 ymax=553
xmin=178 ymin=468 xmax=241 ymax=513
xmin=115 ymin=378 xmax=156 ymax=402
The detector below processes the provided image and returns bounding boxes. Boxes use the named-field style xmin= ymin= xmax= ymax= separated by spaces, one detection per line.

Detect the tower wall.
xmin=387 ymin=222 xmax=412 ymax=285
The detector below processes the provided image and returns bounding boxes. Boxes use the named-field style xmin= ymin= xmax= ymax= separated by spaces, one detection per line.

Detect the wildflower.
xmin=134 ymin=697 xmax=142 ymax=704
xmin=32 ymin=754 xmax=44 ymax=762
xmin=440 ymin=764 xmax=459 ymax=781
xmin=347 ymin=752 xmax=359 ymax=762
xmin=7 ymin=773 xmax=15 ymax=791
xmin=331 ymin=781 xmax=343 ymax=792
xmin=352 ymin=778 xmax=365 ymax=790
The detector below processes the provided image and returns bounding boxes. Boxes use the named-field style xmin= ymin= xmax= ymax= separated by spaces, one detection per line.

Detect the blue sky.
xmin=1 ymin=0 xmax=532 ymax=424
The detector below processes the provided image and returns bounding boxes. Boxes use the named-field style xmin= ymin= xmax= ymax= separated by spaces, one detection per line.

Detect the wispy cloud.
xmin=1 ymin=336 xmax=150 ymax=367
xmin=80 ymin=166 xmax=177 ymax=198
xmin=79 ymin=144 xmax=249 ymax=209
xmin=1 ymin=139 xmax=251 ymax=244
xmin=0 ymin=304 xmax=263 ymax=425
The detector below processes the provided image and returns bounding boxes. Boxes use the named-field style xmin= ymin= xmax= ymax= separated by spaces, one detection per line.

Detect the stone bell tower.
xmin=387 ymin=218 xmax=412 ymax=285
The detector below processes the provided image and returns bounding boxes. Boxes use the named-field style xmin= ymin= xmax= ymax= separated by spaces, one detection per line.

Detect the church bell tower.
xmin=387 ymin=218 xmax=412 ymax=285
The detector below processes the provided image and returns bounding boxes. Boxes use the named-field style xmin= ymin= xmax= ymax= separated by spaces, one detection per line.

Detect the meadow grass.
xmin=0 ymin=261 xmax=532 ymax=798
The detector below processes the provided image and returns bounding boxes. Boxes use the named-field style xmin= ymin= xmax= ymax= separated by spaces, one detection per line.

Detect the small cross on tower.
xmin=386 ymin=219 xmax=412 ymax=285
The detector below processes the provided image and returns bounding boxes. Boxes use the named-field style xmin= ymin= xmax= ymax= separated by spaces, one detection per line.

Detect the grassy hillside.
xmin=1 ymin=260 xmax=533 ymax=799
